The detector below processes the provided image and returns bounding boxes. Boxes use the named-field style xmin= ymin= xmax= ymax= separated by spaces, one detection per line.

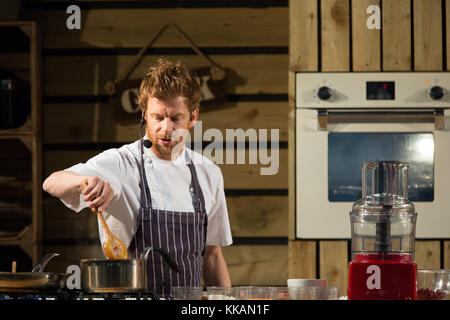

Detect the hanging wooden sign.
xmin=104 ymin=24 xmax=227 ymax=124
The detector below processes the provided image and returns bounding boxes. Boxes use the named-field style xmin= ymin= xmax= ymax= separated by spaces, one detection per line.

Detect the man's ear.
xmin=189 ymin=109 xmax=199 ymax=128
xmin=140 ymin=108 xmax=146 ymax=127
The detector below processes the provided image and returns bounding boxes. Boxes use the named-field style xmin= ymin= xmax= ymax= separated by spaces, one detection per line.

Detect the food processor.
xmin=348 ymin=161 xmax=417 ymax=300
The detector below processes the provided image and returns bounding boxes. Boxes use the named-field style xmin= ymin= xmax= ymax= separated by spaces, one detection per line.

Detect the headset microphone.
xmin=139 ymin=113 xmax=152 ymax=149
xmin=143 ymin=139 xmax=152 ymax=148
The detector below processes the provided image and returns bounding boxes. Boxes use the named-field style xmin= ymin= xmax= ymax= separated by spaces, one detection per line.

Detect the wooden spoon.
xmin=96 ymin=210 xmax=128 ymax=260
xmin=81 ymin=179 xmax=128 ymax=260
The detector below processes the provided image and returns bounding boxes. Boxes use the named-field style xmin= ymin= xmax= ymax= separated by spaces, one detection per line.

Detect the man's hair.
xmin=138 ymin=58 xmax=201 ymax=113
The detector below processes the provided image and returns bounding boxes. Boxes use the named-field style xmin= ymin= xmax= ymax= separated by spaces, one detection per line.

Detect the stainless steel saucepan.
xmin=81 ymin=247 xmax=179 ymax=293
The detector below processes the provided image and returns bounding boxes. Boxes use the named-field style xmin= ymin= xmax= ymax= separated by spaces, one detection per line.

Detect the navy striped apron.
xmin=128 ymin=139 xmax=208 ymax=298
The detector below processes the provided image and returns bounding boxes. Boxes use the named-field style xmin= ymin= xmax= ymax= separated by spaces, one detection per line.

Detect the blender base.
xmin=348 ymin=254 xmax=417 ymax=300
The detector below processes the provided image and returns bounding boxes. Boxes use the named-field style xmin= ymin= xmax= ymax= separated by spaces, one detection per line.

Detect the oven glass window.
xmin=328 ymin=132 xmax=434 ymax=202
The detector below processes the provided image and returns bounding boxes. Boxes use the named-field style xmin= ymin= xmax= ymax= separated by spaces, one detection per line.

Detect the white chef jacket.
xmin=60 ymin=139 xmax=233 ymax=251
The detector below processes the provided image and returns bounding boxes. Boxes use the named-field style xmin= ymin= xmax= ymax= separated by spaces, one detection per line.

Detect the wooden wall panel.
xmin=288 ymin=240 xmax=316 ymax=279
xmin=352 ymin=0 xmax=380 ymax=71
xmin=43 ymin=102 xmax=289 ymax=143
xmin=45 ymin=243 xmax=289 ymax=287
xmin=319 ymin=241 xmax=348 ymax=292
xmin=445 ymin=241 xmax=450 ymax=269
xmin=318 ymin=0 xmax=350 ymax=292
xmin=412 ymin=0 xmax=444 ymax=270
xmin=413 ymin=0 xmax=443 ymax=71
xmin=321 ymin=0 xmax=350 ymax=71
xmin=288 ymin=71 xmax=296 ymax=240
xmin=415 ymin=241 xmax=441 ymax=269
xmin=288 ymin=0 xmax=318 ymax=282
xmin=30 ymin=8 xmax=288 ymax=49
xmin=44 ymin=195 xmax=288 ymax=240
xmin=222 ymin=245 xmax=288 ymax=286
xmin=382 ymin=0 xmax=411 ymax=71
xmin=447 ymin=0 xmax=450 ymax=71
xmin=44 ymin=55 xmax=288 ymax=96
xmin=43 ymin=149 xmax=288 ymax=190
xmin=227 ymin=196 xmax=288 ymax=238
xmin=289 ymin=0 xmax=318 ymax=71
xmin=290 ymin=0 xmax=449 ymax=295
xmin=0 ymin=52 xmax=29 ymax=70
xmin=44 ymin=199 xmax=98 ymax=240
xmin=25 ymin=2 xmax=290 ymax=285
xmin=31 ymin=0 xmax=450 ymax=288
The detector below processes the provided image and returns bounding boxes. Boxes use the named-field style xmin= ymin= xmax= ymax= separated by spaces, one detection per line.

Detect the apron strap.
xmin=185 ymin=151 xmax=207 ymax=213
xmin=139 ymin=137 xmax=153 ymax=209
xmin=138 ymin=141 xmax=206 ymax=213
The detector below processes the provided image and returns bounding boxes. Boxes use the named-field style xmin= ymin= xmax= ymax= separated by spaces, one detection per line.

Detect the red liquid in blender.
xmin=348 ymin=253 xmax=417 ymax=300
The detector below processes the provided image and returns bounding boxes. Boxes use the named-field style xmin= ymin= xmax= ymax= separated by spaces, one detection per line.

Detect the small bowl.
xmin=289 ymin=286 xmax=340 ymax=300
xmin=206 ymin=286 xmax=235 ymax=300
xmin=287 ymin=278 xmax=326 ymax=288
xmin=232 ymin=286 xmax=271 ymax=300
xmin=417 ymin=269 xmax=450 ymax=300
xmin=171 ymin=286 xmax=203 ymax=300
xmin=268 ymin=287 xmax=292 ymax=300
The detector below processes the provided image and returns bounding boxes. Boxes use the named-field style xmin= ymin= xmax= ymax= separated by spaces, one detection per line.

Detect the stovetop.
xmin=0 ymin=289 xmax=159 ymax=300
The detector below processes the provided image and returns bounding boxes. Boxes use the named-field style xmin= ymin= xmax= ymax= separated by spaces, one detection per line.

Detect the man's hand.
xmin=81 ymin=176 xmax=115 ymax=213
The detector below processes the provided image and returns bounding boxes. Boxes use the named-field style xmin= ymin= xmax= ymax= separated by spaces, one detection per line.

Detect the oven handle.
xmin=317 ymin=109 xmax=445 ymax=130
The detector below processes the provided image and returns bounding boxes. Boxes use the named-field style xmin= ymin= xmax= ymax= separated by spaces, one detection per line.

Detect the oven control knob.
xmin=317 ymin=86 xmax=332 ymax=100
xmin=429 ymin=86 xmax=444 ymax=100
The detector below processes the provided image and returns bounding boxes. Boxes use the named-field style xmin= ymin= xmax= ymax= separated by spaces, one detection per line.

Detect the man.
xmin=43 ymin=58 xmax=232 ymax=298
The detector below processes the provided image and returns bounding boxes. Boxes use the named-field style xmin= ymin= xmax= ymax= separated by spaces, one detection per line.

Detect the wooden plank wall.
xmin=289 ymin=0 xmax=450 ymax=295
xmin=22 ymin=1 xmax=290 ymax=285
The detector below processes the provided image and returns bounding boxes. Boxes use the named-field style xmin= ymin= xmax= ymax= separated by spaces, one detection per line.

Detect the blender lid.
xmin=351 ymin=160 xmax=416 ymax=215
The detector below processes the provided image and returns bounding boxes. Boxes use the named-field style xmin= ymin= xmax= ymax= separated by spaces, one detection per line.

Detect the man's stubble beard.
xmin=155 ymin=142 xmax=173 ymax=156
xmin=148 ymin=131 xmax=184 ymax=160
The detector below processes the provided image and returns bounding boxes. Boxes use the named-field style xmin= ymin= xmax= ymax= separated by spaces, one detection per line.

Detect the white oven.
xmin=295 ymin=72 xmax=450 ymax=239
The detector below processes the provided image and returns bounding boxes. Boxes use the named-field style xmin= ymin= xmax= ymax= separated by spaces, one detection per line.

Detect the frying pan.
xmin=0 ymin=253 xmax=68 ymax=292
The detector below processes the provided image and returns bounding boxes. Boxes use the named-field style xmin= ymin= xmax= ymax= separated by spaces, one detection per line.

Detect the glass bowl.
xmin=417 ymin=269 xmax=450 ymax=300
xmin=171 ymin=286 xmax=203 ymax=300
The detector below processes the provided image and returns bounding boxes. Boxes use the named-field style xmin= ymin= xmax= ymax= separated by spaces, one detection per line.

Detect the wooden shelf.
xmin=0 ymin=21 xmax=42 ymax=265
xmin=0 ymin=130 xmax=37 ymax=137
xmin=0 ymin=241 xmax=35 ymax=245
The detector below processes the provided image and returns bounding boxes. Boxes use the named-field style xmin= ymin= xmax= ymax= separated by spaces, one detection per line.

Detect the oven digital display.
xmin=328 ymin=132 xmax=434 ymax=202
xmin=366 ymin=81 xmax=395 ymax=100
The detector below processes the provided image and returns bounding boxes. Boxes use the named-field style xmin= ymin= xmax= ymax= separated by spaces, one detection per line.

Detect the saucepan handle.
xmin=141 ymin=247 xmax=179 ymax=273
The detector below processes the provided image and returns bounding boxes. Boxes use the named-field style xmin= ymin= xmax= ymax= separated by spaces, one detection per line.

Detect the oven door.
xmin=295 ymin=108 xmax=450 ymax=239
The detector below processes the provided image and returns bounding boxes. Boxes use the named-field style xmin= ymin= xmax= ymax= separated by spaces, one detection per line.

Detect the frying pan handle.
xmin=32 ymin=253 xmax=59 ymax=272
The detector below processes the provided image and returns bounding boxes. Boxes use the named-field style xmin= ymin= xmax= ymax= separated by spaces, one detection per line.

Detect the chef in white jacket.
xmin=43 ymin=58 xmax=232 ymax=297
